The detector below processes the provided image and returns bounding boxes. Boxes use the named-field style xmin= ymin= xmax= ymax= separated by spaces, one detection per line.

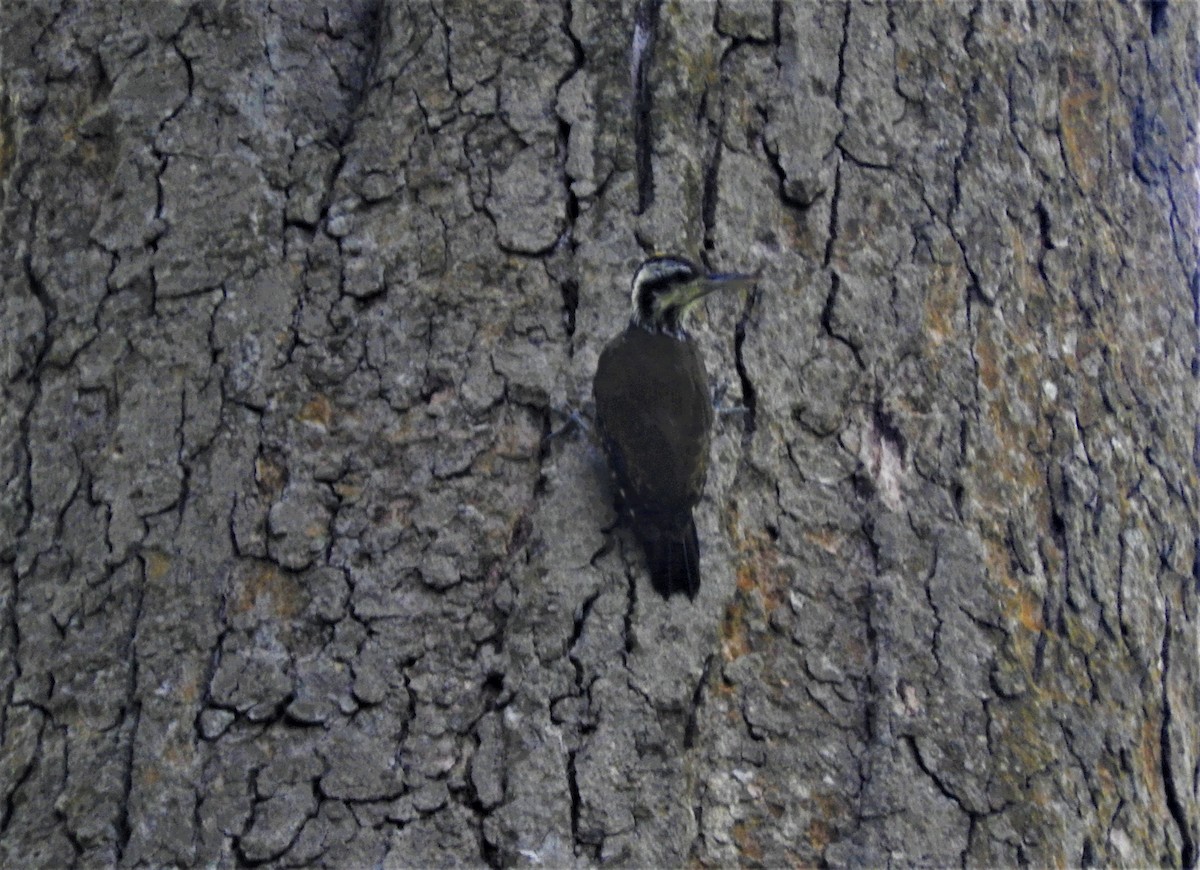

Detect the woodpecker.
xmin=593 ymin=256 xmax=755 ymax=599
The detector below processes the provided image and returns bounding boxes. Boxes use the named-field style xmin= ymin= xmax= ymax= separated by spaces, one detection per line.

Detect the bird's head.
xmin=630 ymin=256 xmax=756 ymax=335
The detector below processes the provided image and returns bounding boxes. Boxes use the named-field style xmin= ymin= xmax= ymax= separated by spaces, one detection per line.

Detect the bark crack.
xmin=632 ymin=0 xmax=662 ymax=214
xmin=1160 ymin=602 xmax=1197 ymax=868
xmin=733 ymin=288 xmax=759 ymax=441
xmin=683 ymin=653 xmax=714 ymax=750
xmin=113 ymin=554 xmax=148 ymax=863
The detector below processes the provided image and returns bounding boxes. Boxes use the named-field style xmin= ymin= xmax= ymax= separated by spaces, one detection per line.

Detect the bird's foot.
xmin=711 ymin=381 xmax=748 ymax=416
xmin=542 ymin=406 xmax=591 ymax=446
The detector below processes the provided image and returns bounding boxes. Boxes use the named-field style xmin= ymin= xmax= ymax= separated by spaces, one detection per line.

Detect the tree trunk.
xmin=2 ymin=0 xmax=1196 ymax=866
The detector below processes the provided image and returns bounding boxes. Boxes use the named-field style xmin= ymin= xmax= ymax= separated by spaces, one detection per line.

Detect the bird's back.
xmin=593 ymin=325 xmax=714 ymax=518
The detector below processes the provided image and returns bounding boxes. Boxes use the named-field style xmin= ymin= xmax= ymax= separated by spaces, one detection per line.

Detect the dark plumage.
xmin=593 ymin=256 xmax=753 ymax=598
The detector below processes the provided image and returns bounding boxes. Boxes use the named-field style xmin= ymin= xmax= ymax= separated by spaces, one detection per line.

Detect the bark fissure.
xmin=113 ymin=554 xmax=146 ymax=864
xmin=1160 ymin=602 xmax=1198 ymax=868
xmin=632 ymin=0 xmax=661 ymax=214
xmin=733 ymin=287 xmax=759 ymax=440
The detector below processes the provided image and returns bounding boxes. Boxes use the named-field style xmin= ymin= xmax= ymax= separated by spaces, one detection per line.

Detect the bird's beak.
xmin=670 ymin=271 xmax=758 ymax=312
xmin=699 ymin=271 xmax=758 ymax=296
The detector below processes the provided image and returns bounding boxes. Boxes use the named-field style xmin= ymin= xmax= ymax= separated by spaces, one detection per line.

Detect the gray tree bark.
xmin=2 ymin=0 xmax=1197 ymax=866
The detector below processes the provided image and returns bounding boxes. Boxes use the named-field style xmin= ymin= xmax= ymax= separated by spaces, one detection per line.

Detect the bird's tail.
xmin=639 ymin=514 xmax=701 ymax=599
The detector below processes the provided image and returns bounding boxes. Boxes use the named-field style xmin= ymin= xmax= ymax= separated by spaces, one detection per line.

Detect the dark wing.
xmin=592 ymin=328 xmax=712 ymax=515
xmin=593 ymin=327 xmax=710 ymax=599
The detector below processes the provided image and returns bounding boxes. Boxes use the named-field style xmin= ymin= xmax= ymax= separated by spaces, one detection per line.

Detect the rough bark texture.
xmin=2 ymin=0 xmax=1197 ymax=867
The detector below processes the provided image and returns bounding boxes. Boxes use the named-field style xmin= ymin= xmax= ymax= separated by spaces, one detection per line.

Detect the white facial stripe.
xmin=630 ymin=258 xmax=697 ymax=310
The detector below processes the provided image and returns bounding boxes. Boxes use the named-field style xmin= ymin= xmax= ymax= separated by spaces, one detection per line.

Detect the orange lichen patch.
xmin=713 ymin=677 xmax=738 ymax=699
xmin=1084 ymin=758 xmax=1126 ymax=833
xmin=721 ymin=598 xmax=752 ymax=662
xmin=731 ymin=819 xmax=764 ymax=862
xmin=813 ymin=792 xmax=844 ymax=817
xmin=781 ymin=210 xmax=823 ymax=264
xmin=144 ymin=550 xmax=171 ymax=582
xmin=1009 ymin=221 xmax=1041 ymax=299
xmin=982 ymin=537 xmax=1015 ymax=586
xmin=974 ymin=326 xmax=1002 ymax=393
xmin=807 ymin=792 xmax=852 ymax=850
xmin=492 ymin=415 xmax=543 ymax=460
xmin=378 ymin=496 xmax=415 ymax=529
xmin=332 ymin=481 xmax=363 ymax=502
xmin=383 ymin=424 xmax=411 ymax=444
xmin=985 ymin=536 xmax=1046 ymax=636
xmin=163 ymin=741 xmax=193 ymax=767
xmin=491 ymin=506 xmax=534 ymax=566
xmin=1061 ymin=610 xmax=1099 ymax=654
xmin=1037 ymin=533 xmax=1064 ymax=579
xmin=1015 ymin=586 xmax=1045 ymax=634
xmin=1059 ymin=73 xmax=1109 ymax=193
xmin=1089 ymin=216 xmax=1124 ymax=263
xmin=802 ymin=527 xmax=843 ymax=556
xmin=736 ymin=563 xmax=756 ymax=594
xmin=731 ymin=527 xmax=787 ymax=616
xmin=839 ymin=634 xmax=870 ymax=674
xmin=983 ymin=536 xmax=1046 ymax=683
xmin=473 ymin=317 xmax=507 ymax=344
xmin=1024 ymin=779 xmax=1051 ymax=809
xmin=997 ymin=721 xmax=1059 ymax=790
xmin=721 ymin=507 xmax=791 ymax=659
xmin=894 ymin=46 xmax=919 ymax=78
xmin=807 ymin=818 xmax=833 ymax=851
xmin=1137 ymin=714 xmax=1165 ymax=801
xmin=922 ymin=258 xmax=965 ymax=347
xmin=0 ymin=124 xmax=14 ymax=181
xmin=985 ymin=412 xmax=1045 ymax=494
xmin=298 ymin=393 xmax=333 ymax=429
xmin=427 ymin=387 xmax=456 ymax=407
xmin=232 ymin=563 xmax=306 ymax=620
xmin=255 ymin=455 xmax=286 ymax=494
xmin=177 ymin=673 xmax=202 ymax=705
xmin=77 ymin=140 xmax=109 ymax=164
xmin=1095 ymin=757 xmax=1117 ymax=795
xmin=971 ymin=325 xmax=1049 ymax=507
